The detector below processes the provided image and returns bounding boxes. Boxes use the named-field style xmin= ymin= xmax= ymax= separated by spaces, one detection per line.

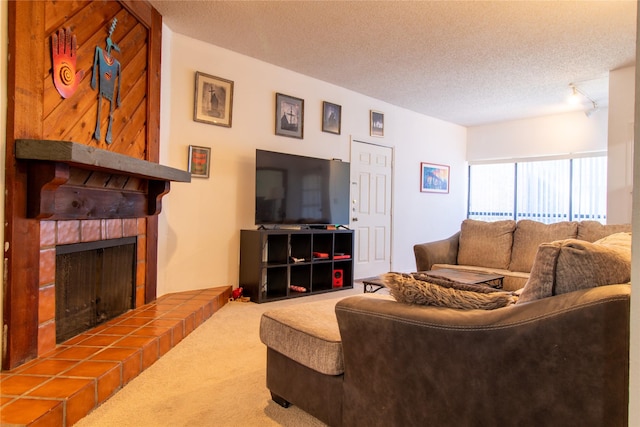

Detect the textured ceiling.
xmin=148 ymin=0 xmax=637 ymax=127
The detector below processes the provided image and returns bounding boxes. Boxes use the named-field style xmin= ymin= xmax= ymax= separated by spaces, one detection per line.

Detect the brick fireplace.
xmin=37 ymin=218 xmax=148 ymax=357
xmin=3 ymin=1 xmax=188 ymax=371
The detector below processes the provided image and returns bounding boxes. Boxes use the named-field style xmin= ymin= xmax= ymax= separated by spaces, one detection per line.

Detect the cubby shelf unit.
xmin=239 ymin=228 xmax=354 ymax=303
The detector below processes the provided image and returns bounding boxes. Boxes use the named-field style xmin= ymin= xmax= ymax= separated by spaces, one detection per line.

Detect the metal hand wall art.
xmin=91 ymin=18 xmax=122 ymax=144
xmin=51 ymin=27 xmax=85 ymax=99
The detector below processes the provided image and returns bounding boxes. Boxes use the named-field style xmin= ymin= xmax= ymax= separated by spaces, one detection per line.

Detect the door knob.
xmin=352 ymin=217 xmax=358 ymax=222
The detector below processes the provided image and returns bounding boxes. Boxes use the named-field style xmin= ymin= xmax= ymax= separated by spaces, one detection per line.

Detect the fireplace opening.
xmin=55 ymin=237 xmax=137 ymax=343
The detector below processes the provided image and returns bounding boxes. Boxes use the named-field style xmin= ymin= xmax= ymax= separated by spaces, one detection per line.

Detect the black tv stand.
xmin=239 ymin=228 xmax=354 ymax=303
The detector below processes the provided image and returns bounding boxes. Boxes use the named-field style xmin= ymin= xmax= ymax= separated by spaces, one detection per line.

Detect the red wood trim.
xmin=147 ymin=7 xmax=162 ymax=164
xmin=121 ymin=0 xmax=162 ymax=304
xmin=3 ymin=1 xmax=45 ymax=370
xmin=26 ymin=162 xmax=71 ymax=219
xmin=145 ymin=5 xmax=162 ymax=303
xmin=148 ymin=181 xmax=170 ymax=216
xmin=145 ymin=215 xmax=159 ymax=304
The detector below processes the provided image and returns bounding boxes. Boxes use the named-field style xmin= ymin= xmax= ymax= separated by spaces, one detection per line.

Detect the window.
xmin=468 ymin=155 xmax=607 ymax=224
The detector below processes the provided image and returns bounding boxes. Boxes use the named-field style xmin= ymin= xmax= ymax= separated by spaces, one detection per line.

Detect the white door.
xmin=350 ymin=140 xmax=393 ymax=279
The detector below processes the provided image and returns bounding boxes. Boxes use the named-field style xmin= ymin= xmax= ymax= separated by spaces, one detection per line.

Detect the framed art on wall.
xmin=194 ymin=71 xmax=234 ymax=127
xmin=420 ymin=162 xmax=450 ymax=193
xmin=188 ymin=145 xmax=211 ymax=178
xmin=275 ymin=93 xmax=304 ymax=139
xmin=322 ymin=101 xmax=341 ymax=135
xmin=370 ymin=110 xmax=384 ymax=137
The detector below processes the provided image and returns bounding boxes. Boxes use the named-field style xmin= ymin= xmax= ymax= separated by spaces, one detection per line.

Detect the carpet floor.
xmin=75 ymin=284 xmax=370 ymax=426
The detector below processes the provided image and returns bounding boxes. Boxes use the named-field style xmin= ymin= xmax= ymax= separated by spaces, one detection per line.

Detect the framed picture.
xmin=322 ymin=101 xmax=341 ymax=135
xmin=275 ymin=93 xmax=304 ymax=139
xmin=370 ymin=110 xmax=384 ymax=137
xmin=193 ymin=71 xmax=234 ymax=127
xmin=188 ymin=145 xmax=211 ymax=178
xmin=420 ymin=162 xmax=450 ymax=193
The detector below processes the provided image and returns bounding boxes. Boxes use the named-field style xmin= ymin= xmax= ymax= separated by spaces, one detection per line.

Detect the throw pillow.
xmin=383 ymin=272 xmax=518 ymax=310
xmin=509 ymin=220 xmax=578 ymax=273
xmin=517 ymin=236 xmax=631 ymax=304
xmin=593 ymin=231 xmax=631 ymax=251
xmin=457 ymin=219 xmax=516 ymax=270
xmin=576 ymin=221 xmax=631 ymax=242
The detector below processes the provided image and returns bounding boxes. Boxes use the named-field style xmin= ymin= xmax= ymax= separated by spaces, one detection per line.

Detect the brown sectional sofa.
xmin=414 ymin=219 xmax=631 ymax=291
xmin=260 ymin=219 xmax=632 ymax=426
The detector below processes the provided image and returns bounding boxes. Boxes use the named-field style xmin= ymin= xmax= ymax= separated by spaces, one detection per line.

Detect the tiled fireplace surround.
xmin=0 ymin=218 xmax=231 ymax=425
xmin=36 ymin=218 xmax=148 ymax=356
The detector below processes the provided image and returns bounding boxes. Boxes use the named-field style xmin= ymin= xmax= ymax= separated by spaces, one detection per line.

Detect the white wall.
xmin=608 ymin=66 xmax=636 ymax=224
xmin=156 ymin=29 xmax=467 ymax=295
xmin=467 ymin=108 xmax=608 ymax=162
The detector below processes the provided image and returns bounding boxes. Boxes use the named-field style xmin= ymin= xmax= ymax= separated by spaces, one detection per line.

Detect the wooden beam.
xmin=3 ymin=0 xmax=44 ymax=370
xmin=16 ymin=139 xmax=191 ymax=183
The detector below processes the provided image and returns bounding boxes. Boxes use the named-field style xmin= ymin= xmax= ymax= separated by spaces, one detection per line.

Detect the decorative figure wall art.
xmin=194 ymin=72 xmax=234 ymax=127
xmin=51 ymin=27 xmax=84 ymax=99
xmin=275 ymin=93 xmax=304 ymax=139
xmin=92 ymin=18 xmax=122 ymax=144
xmin=420 ymin=162 xmax=450 ymax=194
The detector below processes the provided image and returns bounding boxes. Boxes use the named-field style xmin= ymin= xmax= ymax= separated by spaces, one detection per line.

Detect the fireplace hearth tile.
xmin=114 ymin=316 xmax=152 ymax=327
xmin=64 ymin=361 xmax=121 ymax=404
xmin=0 ymin=285 xmax=231 ymax=426
xmin=92 ymin=347 xmax=142 ymax=385
xmin=26 ymin=378 xmax=97 ymax=425
xmin=51 ymin=346 xmax=102 ymax=361
xmin=19 ymin=359 xmax=78 ymax=376
xmin=158 ymin=331 xmax=173 ymax=356
xmin=0 ymin=398 xmax=64 ymax=426
xmin=77 ymin=334 xmax=124 ymax=347
xmin=0 ymin=375 xmax=51 ymax=395
xmin=98 ymin=325 xmax=139 ymax=335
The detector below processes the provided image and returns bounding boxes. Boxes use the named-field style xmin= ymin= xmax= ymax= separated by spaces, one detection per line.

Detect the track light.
xmin=567 ymin=85 xmax=581 ymax=105
xmin=568 ymin=83 xmax=598 ymax=117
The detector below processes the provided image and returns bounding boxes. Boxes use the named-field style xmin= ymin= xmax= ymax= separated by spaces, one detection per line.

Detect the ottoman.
xmin=260 ymin=299 xmax=345 ymax=427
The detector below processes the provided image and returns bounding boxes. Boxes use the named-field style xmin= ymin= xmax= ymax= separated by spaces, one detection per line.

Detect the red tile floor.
xmin=0 ymin=286 xmax=231 ymax=426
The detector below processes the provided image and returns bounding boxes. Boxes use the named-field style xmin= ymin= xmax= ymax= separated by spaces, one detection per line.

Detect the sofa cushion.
xmin=576 ymin=221 xmax=631 ymax=242
xmin=383 ymin=272 xmax=518 ymax=310
xmin=517 ymin=233 xmax=631 ymax=304
xmin=457 ymin=219 xmax=516 ymax=269
xmin=509 ymin=220 xmax=578 ymax=273
xmin=260 ymin=300 xmax=343 ymax=376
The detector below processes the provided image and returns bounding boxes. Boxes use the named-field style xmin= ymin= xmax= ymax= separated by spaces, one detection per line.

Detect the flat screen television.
xmin=255 ymin=149 xmax=351 ymax=226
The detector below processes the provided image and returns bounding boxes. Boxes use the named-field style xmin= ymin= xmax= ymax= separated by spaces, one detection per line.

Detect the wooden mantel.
xmin=16 ymin=139 xmax=191 ymax=220
xmin=16 ymin=139 xmax=190 ymax=182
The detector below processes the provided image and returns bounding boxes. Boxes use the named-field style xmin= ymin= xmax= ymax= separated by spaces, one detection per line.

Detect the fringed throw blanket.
xmin=382 ymin=272 xmax=518 ymax=310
